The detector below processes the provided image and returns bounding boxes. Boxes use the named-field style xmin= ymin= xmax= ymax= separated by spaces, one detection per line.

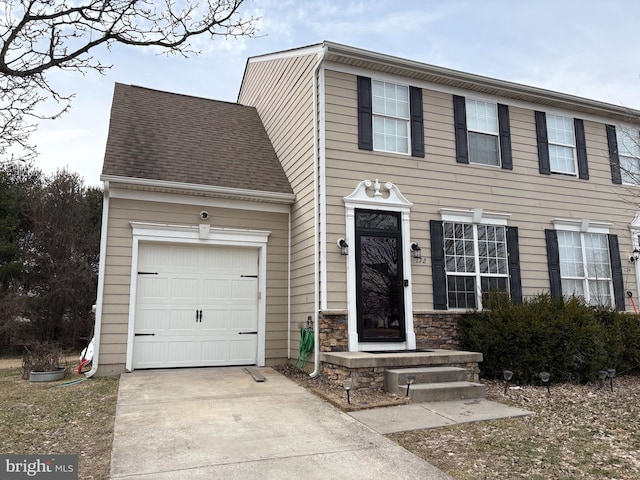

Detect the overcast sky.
xmin=29 ymin=0 xmax=640 ymax=186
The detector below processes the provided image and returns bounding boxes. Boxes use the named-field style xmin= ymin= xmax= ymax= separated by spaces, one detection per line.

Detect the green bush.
xmin=459 ymin=293 xmax=640 ymax=384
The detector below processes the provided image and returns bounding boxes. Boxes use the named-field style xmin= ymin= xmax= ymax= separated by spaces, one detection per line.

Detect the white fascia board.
xmin=103 ymin=176 xmax=293 ymax=213
xmin=246 ymin=44 xmax=324 ymax=64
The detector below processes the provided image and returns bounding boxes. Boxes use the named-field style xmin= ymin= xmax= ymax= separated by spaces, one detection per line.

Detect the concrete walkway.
xmin=110 ymin=367 xmax=456 ymax=479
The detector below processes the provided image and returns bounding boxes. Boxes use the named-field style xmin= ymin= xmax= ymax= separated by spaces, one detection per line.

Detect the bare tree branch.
xmin=0 ymin=0 xmax=258 ymax=161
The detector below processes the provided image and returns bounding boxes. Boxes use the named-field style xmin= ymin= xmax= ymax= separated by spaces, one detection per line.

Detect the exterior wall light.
xmin=410 ymin=242 xmax=421 ymax=260
xmin=337 ymin=238 xmax=348 ymax=256
xmin=631 ymin=248 xmax=640 ymax=262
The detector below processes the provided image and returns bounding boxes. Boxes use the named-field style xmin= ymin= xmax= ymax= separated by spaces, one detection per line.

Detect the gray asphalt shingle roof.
xmin=102 ymin=83 xmax=293 ymax=195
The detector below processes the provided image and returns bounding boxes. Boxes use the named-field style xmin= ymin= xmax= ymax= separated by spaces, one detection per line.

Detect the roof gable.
xmin=102 ymin=83 xmax=293 ymax=196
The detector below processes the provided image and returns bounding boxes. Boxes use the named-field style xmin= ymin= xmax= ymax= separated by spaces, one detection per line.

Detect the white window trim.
xmin=546 ymin=113 xmax=578 ymax=176
xmin=552 ymin=219 xmax=614 ymax=306
xmin=343 ymin=179 xmax=416 ymax=352
xmin=466 ymin=98 xmax=501 ymax=167
xmin=440 ymin=211 xmax=511 ymax=310
xmin=125 ymin=222 xmax=270 ymax=372
xmin=617 ymin=125 xmax=640 ymax=186
xmin=440 ymin=207 xmax=510 ymax=226
xmin=371 ymin=79 xmax=411 ymax=155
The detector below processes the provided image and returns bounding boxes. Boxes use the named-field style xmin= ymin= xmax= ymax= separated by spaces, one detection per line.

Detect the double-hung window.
xmin=556 ymin=231 xmax=613 ymax=305
xmin=372 ymin=80 xmax=410 ymax=154
xmin=357 ymin=76 xmax=424 ymax=157
xmin=452 ymin=95 xmax=512 ymax=169
xmin=430 ymin=210 xmax=521 ymax=311
xmin=617 ymin=128 xmax=640 ymax=185
xmin=545 ymin=221 xmax=624 ymax=310
xmin=535 ymin=111 xmax=589 ymax=179
xmin=444 ymin=222 xmax=509 ymax=309
xmin=546 ymin=114 xmax=576 ymax=174
xmin=466 ymin=99 xmax=500 ymax=166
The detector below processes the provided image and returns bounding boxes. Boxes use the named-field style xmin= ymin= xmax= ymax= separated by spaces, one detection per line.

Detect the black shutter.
xmin=357 ymin=76 xmax=373 ymax=151
xmin=535 ymin=111 xmax=550 ymax=175
xmin=430 ymin=220 xmax=447 ymax=310
xmin=453 ymin=95 xmax=469 ymax=164
xmin=498 ymin=103 xmax=513 ymax=170
xmin=608 ymin=234 xmax=625 ymax=311
xmin=506 ymin=226 xmax=522 ymax=303
xmin=606 ymin=124 xmax=622 ymax=184
xmin=574 ymin=118 xmax=589 ymax=179
xmin=409 ymin=86 xmax=425 ymax=158
xmin=545 ymin=229 xmax=562 ymax=298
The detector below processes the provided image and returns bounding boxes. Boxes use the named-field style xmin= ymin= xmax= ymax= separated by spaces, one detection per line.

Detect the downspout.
xmin=86 ymin=180 xmax=110 ymax=377
xmin=310 ymin=45 xmax=327 ymax=377
xmin=287 ymin=210 xmax=292 ymax=358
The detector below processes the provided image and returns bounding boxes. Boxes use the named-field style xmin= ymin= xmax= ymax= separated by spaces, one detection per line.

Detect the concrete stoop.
xmin=385 ymin=366 xmax=486 ymax=402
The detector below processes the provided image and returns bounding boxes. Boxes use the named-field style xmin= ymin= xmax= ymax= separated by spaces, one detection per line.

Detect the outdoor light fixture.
xmin=539 ymin=371 xmax=551 ymax=395
xmin=598 ymin=370 xmax=608 ymax=389
xmin=342 ymin=378 xmax=353 ymax=404
xmin=631 ymin=248 xmax=640 ymax=262
xmin=607 ymin=368 xmax=616 ymax=392
xmin=410 ymin=242 xmax=422 ymax=260
xmin=503 ymin=370 xmax=513 ymax=395
xmin=337 ymin=238 xmax=349 ymax=256
xmin=405 ymin=374 xmax=416 ymax=397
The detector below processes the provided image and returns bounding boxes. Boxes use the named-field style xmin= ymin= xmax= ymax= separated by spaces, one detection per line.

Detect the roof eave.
xmin=101 ymin=175 xmax=295 ymax=204
xmin=322 ymin=41 xmax=640 ymax=122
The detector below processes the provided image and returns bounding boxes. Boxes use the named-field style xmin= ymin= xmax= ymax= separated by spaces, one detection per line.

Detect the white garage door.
xmin=132 ymin=243 xmax=259 ymax=369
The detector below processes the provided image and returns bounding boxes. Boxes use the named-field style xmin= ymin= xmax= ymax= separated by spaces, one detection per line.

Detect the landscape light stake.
xmin=342 ymin=378 xmax=352 ymax=404
xmin=405 ymin=374 xmax=416 ymax=397
xmin=539 ymin=371 xmax=551 ymax=395
xmin=607 ymin=369 xmax=616 ymax=392
xmin=598 ymin=370 xmax=608 ymax=390
xmin=503 ymin=370 xmax=513 ymax=395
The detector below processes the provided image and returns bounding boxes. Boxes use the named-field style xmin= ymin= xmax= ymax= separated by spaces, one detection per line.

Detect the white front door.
xmin=133 ymin=243 xmax=259 ymax=369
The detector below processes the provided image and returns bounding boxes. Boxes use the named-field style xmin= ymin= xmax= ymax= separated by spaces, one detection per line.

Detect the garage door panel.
xmin=229 ymin=338 xmax=257 ymax=364
xmin=170 ymin=278 xmax=199 ymax=300
xmin=137 ymin=277 xmax=169 ymax=299
xmin=200 ymin=340 xmax=228 ymax=363
xmin=133 ymin=243 xmax=259 ymax=369
xmin=202 ymin=278 xmax=231 ymax=300
xmin=136 ymin=309 xmax=167 ymax=331
xmin=168 ymin=309 xmax=199 ymax=332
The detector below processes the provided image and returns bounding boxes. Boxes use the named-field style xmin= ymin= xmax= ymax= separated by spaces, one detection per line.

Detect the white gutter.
xmin=100 ymin=175 xmax=296 ymax=204
xmin=310 ymin=45 xmax=327 ymax=377
xmin=86 ymin=180 xmax=111 ymax=377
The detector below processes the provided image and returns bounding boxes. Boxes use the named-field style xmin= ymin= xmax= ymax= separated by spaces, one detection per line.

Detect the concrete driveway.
xmin=110 ymin=367 xmax=455 ymax=479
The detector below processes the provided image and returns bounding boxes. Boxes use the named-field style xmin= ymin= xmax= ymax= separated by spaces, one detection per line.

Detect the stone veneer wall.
xmin=318 ymin=311 xmax=466 ymax=353
xmin=321 ymin=361 xmax=480 ymax=392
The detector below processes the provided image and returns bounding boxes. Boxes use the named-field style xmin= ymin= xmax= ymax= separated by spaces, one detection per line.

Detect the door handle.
xmin=238 ymin=331 xmax=258 ymax=335
xmin=134 ymin=333 xmax=155 ymax=336
xmin=196 ymin=309 xmax=203 ymax=322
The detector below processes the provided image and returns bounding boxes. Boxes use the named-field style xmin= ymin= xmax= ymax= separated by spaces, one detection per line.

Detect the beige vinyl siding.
xmin=322 ymin=69 xmax=638 ymax=311
xmin=239 ymin=53 xmax=318 ymax=357
xmin=98 ymin=196 xmax=290 ymax=371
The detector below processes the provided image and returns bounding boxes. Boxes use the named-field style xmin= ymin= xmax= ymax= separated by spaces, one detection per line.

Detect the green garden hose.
xmin=295 ymin=326 xmax=314 ymax=370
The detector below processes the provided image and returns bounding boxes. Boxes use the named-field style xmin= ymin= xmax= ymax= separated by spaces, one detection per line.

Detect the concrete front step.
xmin=384 ymin=366 xmax=468 ymax=392
xmin=384 ymin=366 xmax=486 ymax=402
xmin=408 ymin=381 xmax=487 ymax=402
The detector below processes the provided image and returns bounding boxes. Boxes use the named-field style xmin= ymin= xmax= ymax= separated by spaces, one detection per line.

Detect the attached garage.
xmin=92 ymin=83 xmax=295 ymax=376
xmin=133 ymin=243 xmax=259 ymax=369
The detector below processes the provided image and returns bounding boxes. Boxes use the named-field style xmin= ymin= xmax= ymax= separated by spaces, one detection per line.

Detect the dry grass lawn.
xmin=0 ymin=360 xmax=119 ymax=480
